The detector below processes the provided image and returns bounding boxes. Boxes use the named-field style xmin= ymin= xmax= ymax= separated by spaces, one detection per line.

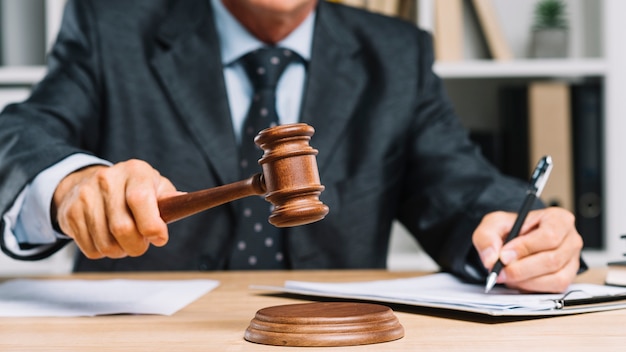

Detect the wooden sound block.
xmin=244 ymin=302 xmax=404 ymax=347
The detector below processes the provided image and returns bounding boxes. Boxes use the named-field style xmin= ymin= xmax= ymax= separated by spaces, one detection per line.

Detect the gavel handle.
xmin=158 ymin=173 xmax=266 ymax=224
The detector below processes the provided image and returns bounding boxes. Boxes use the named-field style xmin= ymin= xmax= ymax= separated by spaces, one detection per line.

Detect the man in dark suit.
xmin=0 ymin=0 xmax=582 ymax=293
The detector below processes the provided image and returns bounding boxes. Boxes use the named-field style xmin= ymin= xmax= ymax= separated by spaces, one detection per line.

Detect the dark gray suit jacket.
xmin=0 ymin=0 xmax=534 ymax=281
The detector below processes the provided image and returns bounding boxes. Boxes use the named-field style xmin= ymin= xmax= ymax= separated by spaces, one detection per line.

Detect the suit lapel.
xmin=149 ymin=0 xmax=240 ymax=186
xmin=148 ymin=1 xmax=366 ymax=184
xmin=300 ymin=2 xmax=367 ymax=174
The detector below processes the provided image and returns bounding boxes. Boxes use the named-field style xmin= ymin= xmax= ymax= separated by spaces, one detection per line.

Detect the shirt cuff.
xmin=3 ymin=154 xmax=111 ymax=256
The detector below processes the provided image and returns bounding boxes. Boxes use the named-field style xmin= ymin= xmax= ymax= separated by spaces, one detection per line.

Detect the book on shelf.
xmin=366 ymin=0 xmax=400 ymax=17
xmin=469 ymin=0 xmax=513 ymax=61
xmin=498 ymin=81 xmax=604 ymax=250
xmin=528 ymin=81 xmax=574 ymax=211
xmin=606 ymin=261 xmax=626 ymax=287
xmin=327 ymin=0 xmax=366 ymax=8
xmin=498 ymin=85 xmax=529 ymax=180
xmin=499 ymin=82 xmax=574 ymax=211
xmin=396 ymin=0 xmax=415 ymax=22
xmin=433 ymin=0 xmax=463 ymax=62
xmin=327 ymin=0 xmax=413 ymax=19
xmin=571 ymin=82 xmax=603 ymax=249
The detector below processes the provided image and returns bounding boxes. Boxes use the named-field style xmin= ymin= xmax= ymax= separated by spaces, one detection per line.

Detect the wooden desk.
xmin=0 ymin=269 xmax=623 ymax=351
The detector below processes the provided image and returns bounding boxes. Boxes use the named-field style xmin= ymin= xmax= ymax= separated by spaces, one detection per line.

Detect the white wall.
xmin=0 ymin=245 xmax=74 ymax=277
xmin=387 ymin=222 xmax=440 ymax=271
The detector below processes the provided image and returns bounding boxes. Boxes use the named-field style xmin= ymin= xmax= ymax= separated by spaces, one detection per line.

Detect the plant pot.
xmin=530 ymin=28 xmax=569 ymax=58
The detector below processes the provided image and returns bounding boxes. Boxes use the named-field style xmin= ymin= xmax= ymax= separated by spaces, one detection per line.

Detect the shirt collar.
xmin=210 ymin=0 xmax=315 ymax=66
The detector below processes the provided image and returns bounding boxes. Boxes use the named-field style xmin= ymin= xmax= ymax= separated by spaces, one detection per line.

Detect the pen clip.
xmin=529 ymin=155 xmax=553 ymax=196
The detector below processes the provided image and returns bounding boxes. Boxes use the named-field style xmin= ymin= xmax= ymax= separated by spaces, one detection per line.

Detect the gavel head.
xmin=254 ymin=123 xmax=329 ymax=227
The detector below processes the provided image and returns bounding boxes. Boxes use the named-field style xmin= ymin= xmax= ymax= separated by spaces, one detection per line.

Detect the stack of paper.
xmin=0 ymin=279 xmax=219 ymax=317
xmin=254 ymin=273 xmax=626 ymax=316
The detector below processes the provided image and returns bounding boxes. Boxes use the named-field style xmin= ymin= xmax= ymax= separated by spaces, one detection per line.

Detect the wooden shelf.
xmin=1 ymin=59 xmax=606 ymax=85
xmin=434 ymin=58 xmax=607 ymax=79
xmin=0 ymin=66 xmax=46 ymax=85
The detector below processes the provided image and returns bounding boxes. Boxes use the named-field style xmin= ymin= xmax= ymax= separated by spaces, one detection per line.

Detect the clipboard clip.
xmin=553 ymin=290 xmax=626 ymax=309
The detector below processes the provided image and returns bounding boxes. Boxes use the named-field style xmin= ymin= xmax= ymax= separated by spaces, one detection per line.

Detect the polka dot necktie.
xmin=228 ymin=47 xmax=298 ymax=269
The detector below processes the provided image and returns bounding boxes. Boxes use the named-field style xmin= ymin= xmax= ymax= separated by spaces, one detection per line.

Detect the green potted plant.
xmin=530 ymin=0 xmax=569 ymax=58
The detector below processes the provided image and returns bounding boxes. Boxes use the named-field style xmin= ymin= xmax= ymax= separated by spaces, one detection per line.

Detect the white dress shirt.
xmin=2 ymin=0 xmax=315 ymax=256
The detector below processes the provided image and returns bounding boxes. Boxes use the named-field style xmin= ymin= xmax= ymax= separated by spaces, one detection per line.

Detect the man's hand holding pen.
xmin=473 ymin=208 xmax=583 ymax=293
xmin=472 ymin=156 xmax=584 ymax=294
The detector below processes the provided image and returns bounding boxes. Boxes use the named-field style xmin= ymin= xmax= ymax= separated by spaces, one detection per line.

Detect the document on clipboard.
xmin=252 ymin=273 xmax=626 ymax=317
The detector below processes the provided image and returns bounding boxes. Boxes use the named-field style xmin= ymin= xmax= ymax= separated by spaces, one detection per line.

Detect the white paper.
xmin=0 ymin=279 xmax=219 ymax=317
xmin=254 ymin=273 xmax=626 ymax=316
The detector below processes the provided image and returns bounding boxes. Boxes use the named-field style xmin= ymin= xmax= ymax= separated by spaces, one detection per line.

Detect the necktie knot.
xmin=241 ymin=47 xmax=298 ymax=91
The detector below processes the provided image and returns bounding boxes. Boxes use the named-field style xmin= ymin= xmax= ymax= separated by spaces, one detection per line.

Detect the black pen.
xmin=484 ymin=155 xmax=553 ymax=293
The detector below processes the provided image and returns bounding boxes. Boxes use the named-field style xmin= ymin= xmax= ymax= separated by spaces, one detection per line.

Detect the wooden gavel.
xmin=157 ymin=123 xmax=329 ymax=227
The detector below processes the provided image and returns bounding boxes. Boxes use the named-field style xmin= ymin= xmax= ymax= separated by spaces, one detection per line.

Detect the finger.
xmin=503 ymin=254 xmax=580 ymax=293
xmin=76 ymin=169 xmax=128 ymax=258
xmin=499 ymin=238 xmax=573 ymax=283
xmin=124 ymin=163 xmax=170 ymax=247
xmin=472 ymin=211 xmax=517 ymax=268
xmin=89 ymin=187 xmax=130 ymax=258
xmin=501 ymin=208 xmax=577 ymax=263
xmin=58 ymin=186 xmax=104 ymax=259
xmin=98 ymin=163 xmax=148 ymax=257
xmin=498 ymin=229 xmax=582 ymax=290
